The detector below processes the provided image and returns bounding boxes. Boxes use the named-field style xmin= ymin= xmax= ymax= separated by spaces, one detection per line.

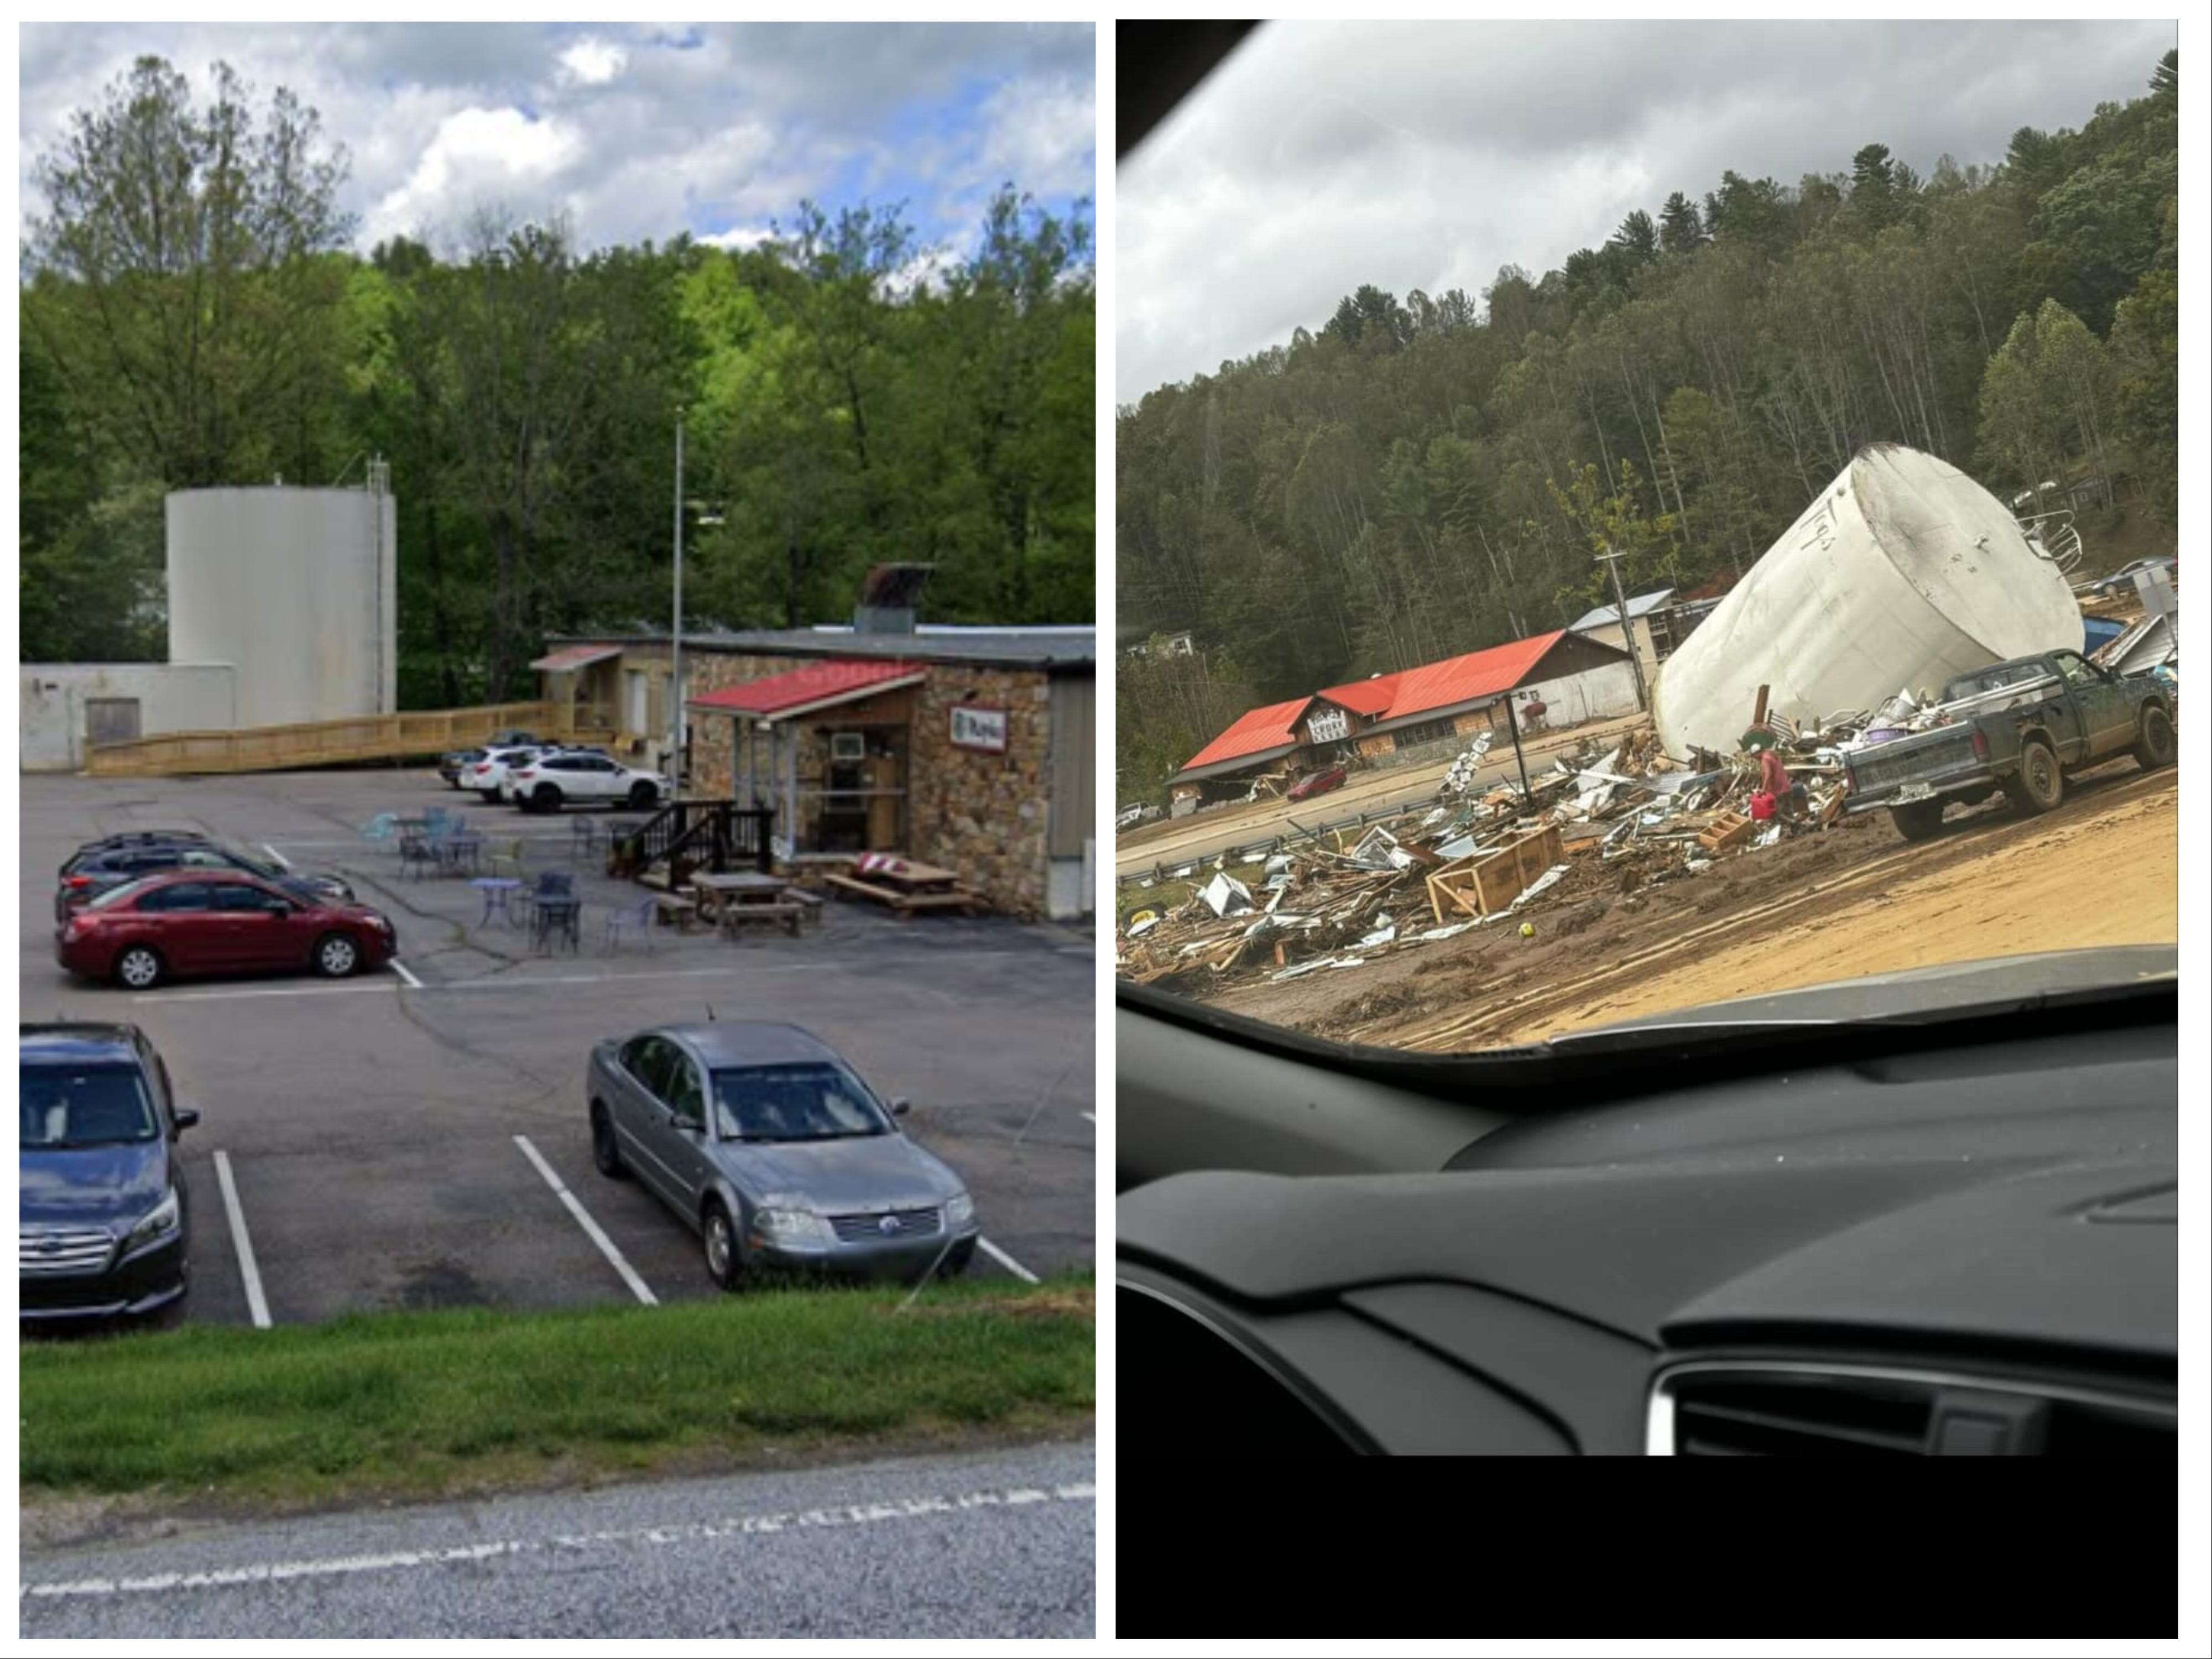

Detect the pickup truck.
xmin=1841 ymin=649 xmax=2176 ymax=841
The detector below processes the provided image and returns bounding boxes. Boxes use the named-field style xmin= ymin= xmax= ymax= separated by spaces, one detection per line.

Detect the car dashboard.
xmin=1118 ymin=1008 xmax=2177 ymax=1457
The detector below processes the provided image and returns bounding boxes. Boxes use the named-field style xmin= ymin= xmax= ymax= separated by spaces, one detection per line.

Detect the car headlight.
xmin=945 ymin=1192 xmax=975 ymax=1228
xmin=753 ymin=1207 xmax=835 ymax=1245
xmin=124 ymin=1188 xmax=182 ymax=1252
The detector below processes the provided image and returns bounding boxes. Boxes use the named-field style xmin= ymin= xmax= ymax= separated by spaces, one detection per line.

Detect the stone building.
xmin=537 ymin=624 xmax=1094 ymax=921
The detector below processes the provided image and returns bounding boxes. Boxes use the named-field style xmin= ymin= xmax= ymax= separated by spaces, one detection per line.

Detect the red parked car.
xmin=55 ymin=870 xmax=398 ymax=990
xmin=1286 ymin=765 xmax=1348 ymax=802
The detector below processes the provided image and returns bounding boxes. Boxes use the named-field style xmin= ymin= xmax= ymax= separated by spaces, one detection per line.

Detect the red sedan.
xmin=56 ymin=870 xmax=399 ymax=990
xmin=1286 ymin=765 xmax=1348 ymax=802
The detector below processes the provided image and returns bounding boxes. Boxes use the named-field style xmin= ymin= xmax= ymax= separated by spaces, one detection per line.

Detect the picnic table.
xmin=692 ymin=870 xmax=815 ymax=939
xmin=822 ymin=855 xmax=983 ymax=918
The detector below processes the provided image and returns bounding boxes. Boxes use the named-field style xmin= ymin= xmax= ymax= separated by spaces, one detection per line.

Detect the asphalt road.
xmin=22 ymin=769 xmax=1094 ymax=1324
xmin=20 ymin=1440 xmax=1096 ymax=1639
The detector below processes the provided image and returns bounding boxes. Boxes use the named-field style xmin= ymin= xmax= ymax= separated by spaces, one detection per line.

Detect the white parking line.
xmin=390 ymin=959 xmax=425 ymax=989
xmin=211 ymin=1151 xmax=272 ymax=1329
xmin=260 ymin=842 xmax=291 ymax=869
xmin=134 ymin=982 xmax=394 ymax=1004
xmin=1079 ymin=1112 xmax=1095 ymax=1124
xmin=977 ymin=1237 xmax=1040 ymax=1285
xmin=512 ymin=1135 xmax=658 ymax=1306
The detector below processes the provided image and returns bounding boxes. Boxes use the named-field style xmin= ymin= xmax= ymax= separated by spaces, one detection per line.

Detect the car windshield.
xmin=710 ymin=1062 xmax=892 ymax=1141
xmin=20 ymin=1063 xmax=158 ymax=1147
xmin=1115 ymin=20 xmax=2179 ymax=1055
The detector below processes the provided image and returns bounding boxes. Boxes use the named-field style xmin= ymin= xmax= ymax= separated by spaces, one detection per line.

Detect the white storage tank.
xmin=1651 ymin=445 xmax=2084 ymax=756
xmin=165 ymin=484 xmax=397 ymax=729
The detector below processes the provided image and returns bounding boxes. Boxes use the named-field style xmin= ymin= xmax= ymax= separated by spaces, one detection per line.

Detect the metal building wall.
xmin=166 ymin=486 xmax=397 ymax=729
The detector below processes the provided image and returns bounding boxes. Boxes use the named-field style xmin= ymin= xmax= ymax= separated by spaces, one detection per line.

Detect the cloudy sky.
xmin=1120 ymin=19 xmax=2176 ymax=398
xmin=21 ymin=22 xmax=1094 ymax=264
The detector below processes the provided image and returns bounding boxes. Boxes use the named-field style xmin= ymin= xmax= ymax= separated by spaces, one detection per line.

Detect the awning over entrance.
xmin=529 ymin=643 xmax=623 ymax=672
xmin=688 ymin=657 xmax=925 ymax=722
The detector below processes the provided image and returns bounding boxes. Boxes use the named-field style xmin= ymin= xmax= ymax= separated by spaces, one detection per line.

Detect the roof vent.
xmin=853 ymin=563 xmax=933 ymax=635
xmin=1650 ymin=1364 xmax=2173 ymax=1457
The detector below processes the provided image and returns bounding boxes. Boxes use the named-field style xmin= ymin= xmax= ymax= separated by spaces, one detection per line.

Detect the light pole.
xmin=671 ymin=416 xmax=685 ymax=790
xmin=1594 ymin=541 xmax=1650 ymax=713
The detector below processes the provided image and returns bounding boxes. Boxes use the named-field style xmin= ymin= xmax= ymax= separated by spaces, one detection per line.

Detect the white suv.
xmin=461 ymin=745 xmax=545 ymax=802
xmin=507 ymin=752 xmax=670 ymax=813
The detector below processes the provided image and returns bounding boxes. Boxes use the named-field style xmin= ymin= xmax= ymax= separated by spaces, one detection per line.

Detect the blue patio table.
xmin=471 ymin=876 xmax=523 ymax=927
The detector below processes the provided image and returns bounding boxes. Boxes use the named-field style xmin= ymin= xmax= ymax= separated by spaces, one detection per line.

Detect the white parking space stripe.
xmin=260 ymin=843 xmax=291 ymax=868
xmin=212 ymin=1150 xmax=272 ymax=1329
xmin=977 ymin=1237 xmax=1040 ymax=1285
xmin=23 ymin=1481 xmax=1097 ymax=1601
xmin=512 ymin=1135 xmax=658 ymax=1307
xmin=134 ymin=983 xmax=394 ymax=1005
xmin=1079 ymin=1112 xmax=1095 ymax=1124
xmin=390 ymin=959 xmax=425 ymax=989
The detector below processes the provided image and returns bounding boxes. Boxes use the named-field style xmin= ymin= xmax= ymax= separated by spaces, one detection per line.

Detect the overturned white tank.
xmin=1651 ymin=444 xmax=2084 ymax=756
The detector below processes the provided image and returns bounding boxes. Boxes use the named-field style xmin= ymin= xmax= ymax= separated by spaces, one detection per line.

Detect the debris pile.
xmin=1117 ymin=711 xmax=1855 ymax=993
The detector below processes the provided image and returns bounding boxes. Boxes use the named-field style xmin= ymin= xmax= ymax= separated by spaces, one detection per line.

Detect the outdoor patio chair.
xmin=602 ymin=895 xmax=658 ymax=956
xmin=569 ymin=817 xmax=603 ymax=861
xmin=360 ymin=812 xmax=400 ymax=849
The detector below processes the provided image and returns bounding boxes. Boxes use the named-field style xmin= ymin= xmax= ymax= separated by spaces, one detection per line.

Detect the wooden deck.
xmin=82 ymin=702 xmax=616 ymax=778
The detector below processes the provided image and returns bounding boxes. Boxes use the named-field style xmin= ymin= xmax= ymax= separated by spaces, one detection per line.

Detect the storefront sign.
xmin=1307 ymin=706 xmax=1350 ymax=744
xmin=950 ymin=704 xmax=1008 ymax=752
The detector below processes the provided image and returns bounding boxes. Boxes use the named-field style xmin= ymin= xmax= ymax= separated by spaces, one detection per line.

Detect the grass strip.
xmin=21 ymin=1277 xmax=1092 ymax=1508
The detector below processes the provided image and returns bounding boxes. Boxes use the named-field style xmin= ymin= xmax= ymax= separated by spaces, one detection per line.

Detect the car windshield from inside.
xmin=1113 ymin=19 xmax=2179 ymax=1058
xmin=711 ymin=1061 xmax=893 ymax=1142
xmin=21 ymin=1063 xmax=158 ymax=1147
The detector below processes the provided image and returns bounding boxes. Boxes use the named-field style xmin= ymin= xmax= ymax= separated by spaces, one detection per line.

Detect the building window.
xmin=1386 ymin=716 xmax=1459 ymax=748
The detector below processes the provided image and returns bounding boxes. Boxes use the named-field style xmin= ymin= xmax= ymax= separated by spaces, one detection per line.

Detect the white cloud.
xmin=557 ymin=38 xmax=628 ymax=87
xmin=700 ymin=223 xmax=775 ymax=252
xmin=366 ymin=106 xmax=585 ymax=246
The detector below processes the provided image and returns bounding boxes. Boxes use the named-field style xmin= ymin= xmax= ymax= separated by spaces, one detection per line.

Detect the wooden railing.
xmin=82 ymin=701 xmax=617 ymax=778
xmin=611 ymin=800 xmax=774 ymax=889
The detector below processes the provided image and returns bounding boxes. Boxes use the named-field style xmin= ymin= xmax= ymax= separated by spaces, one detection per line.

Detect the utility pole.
xmin=1595 ymin=541 xmax=1650 ymax=712
xmin=671 ymin=416 xmax=685 ymax=791
xmin=1504 ymin=698 xmax=1532 ymax=802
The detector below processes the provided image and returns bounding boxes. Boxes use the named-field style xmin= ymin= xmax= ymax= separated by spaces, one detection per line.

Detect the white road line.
xmin=211 ymin=1151 xmax=272 ymax=1329
xmin=22 ymin=1481 xmax=1097 ymax=1601
xmin=512 ymin=1135 xmax=658 ymax=1306
xmin=1078 ymin=1112 xmax=1095 ymax=1124
xmin=260 ymin=842 xmax=291 ymax=869
xmin=390 ymin=959 xmax=425 ymax=989
xmin=977 ymin=1237 xmax=1040 ymax=1285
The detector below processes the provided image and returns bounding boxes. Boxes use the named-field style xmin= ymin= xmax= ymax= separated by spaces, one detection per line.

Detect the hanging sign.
xmin=950 ymin=705 xmax=1009 ymax=752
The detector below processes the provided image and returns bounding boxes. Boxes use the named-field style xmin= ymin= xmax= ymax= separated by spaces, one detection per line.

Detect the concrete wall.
xmin=20 ymin=664 xmax=238 ymax=772
xmin=167 ymin=487 xmax=397 ymax=729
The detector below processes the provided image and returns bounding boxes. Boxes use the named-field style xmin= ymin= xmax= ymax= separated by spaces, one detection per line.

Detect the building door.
xmin=1046 ymin=674 xmax=1095 ymax=918
xmin=84 ymin=697 xmax=142 ymax=748
xmin=625 ymin=670 xmax=649 ymax=737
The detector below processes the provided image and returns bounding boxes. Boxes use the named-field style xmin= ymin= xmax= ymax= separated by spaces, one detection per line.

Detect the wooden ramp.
xmin=82 ymin=701 xmax=617 ymax=778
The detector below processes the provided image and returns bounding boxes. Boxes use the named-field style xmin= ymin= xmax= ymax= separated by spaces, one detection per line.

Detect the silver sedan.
xmin=585 ymin=1021 xmax=979 ymax=1288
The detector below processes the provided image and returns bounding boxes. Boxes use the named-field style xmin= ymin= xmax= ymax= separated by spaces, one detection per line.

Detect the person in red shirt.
xmin=1755 ymin=740 xmax=1807 ymax=820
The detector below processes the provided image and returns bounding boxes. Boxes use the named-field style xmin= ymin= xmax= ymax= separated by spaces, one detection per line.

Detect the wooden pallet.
xmin=1426 ymin=823 xmax=1563 ymax=924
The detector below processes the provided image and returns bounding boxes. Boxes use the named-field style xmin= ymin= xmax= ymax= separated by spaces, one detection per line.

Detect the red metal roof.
xmin=1379 ymin=631 xmax=1565 ymax=722
xmin=688 ymin=658 xmax=922 ymax=719
xmin=1179 ymin=697 xmax=1314 ymax=773
xmin=1315 ymin=674 xmax=1401 ymax=717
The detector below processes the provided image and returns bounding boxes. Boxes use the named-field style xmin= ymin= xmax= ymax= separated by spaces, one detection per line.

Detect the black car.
xmin=56 ymin=837 xmax=353 ymax=924
xmin=20 ymin=1023 xmax=198 ymax=1323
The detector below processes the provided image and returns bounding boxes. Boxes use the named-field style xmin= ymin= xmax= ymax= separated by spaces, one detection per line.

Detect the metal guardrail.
xmin=82 ymin=701 xmax=615 ymax=778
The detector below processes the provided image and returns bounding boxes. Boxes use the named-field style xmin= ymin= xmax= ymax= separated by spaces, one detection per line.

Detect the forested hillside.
xmin=1116 ymin=51 xmax=2176 ymax=797
xmin=21 ymin=58 xmax=1094 ymax=706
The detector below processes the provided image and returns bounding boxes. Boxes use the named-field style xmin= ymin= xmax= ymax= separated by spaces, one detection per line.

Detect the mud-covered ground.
xmin=1192 ymin=758 xmax=2178 ymax=1053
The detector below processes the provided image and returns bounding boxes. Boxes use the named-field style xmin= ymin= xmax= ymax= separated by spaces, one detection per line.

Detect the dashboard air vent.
xmin=1652 ymin=1364 xmax=2173 ymax=1457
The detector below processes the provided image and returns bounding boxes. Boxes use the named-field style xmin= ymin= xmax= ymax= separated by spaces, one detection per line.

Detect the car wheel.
xmin=2134 ymin=705 xmax=2176 ymax=771
xmin=702 ymin=1200 xmax=742 ymax=1291
xmin=628 ymin=780 xmax=659 ymax=810
xmin=113 ymin=945 xmax=165 ymax=990
xmin=312 ymin=932 xmax=361 ymax=978
xmin=590 ymin=1104 xmax=627 ymax=1179
xmin=534 ymin=785 xmax=564 ymax=813
xmin=2007 ymin=738 xmax=2064 ymax=815
xmin=1888 ymin=799 xmax=1945 ymax=842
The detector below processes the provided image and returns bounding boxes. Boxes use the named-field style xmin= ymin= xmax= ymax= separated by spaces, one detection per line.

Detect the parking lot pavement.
xmin=22 ymin=769 xmax=1096 ymax=1328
